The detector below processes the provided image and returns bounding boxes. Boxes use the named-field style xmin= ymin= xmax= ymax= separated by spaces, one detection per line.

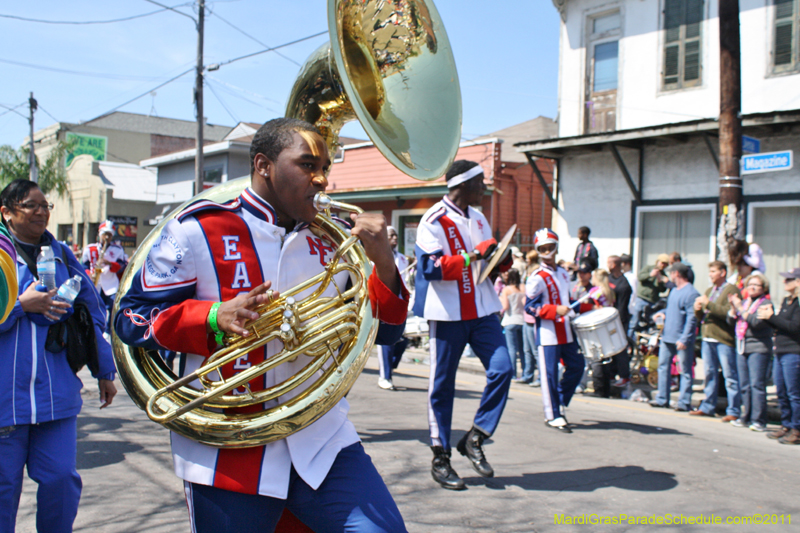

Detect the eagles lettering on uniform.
xmin=413 ymin=196 xmax=501 ymax=322
xmin=116 ymin=186 xmax=409 ymax=499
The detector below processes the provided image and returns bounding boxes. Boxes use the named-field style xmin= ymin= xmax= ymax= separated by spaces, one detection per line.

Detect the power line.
xmin=98 ymin=68 xmax=195 ymax=117
xmin=0 ymin=101 xmax=28 ymax=119
xmin=37 ymin=104 xmax=60 ymax=125
xmin=206 ymin=79 xmax=239 ymax=123
xmin=0 ymin=7 xmax=183 ymax=25
xmin=209 ymin=10 xmax=300 ymax=66
xmin=204 ymin=80 xmax=281 ymax=115
xmin=212 ymin=30 xmax=327 ymax=69
xmin=142 ymin=0 xmax=197 ymax=26
xmin=0 ymin=57 xmax=163 ymax=81
xmin=205 ymin=75 xmax=281 ymax=106
xmin=65 ymin=31 xmax=326 ymax=126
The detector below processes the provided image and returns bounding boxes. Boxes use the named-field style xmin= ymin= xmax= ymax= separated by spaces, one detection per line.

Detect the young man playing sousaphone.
xmin=116 ymin=118 xmax=410 ymax=533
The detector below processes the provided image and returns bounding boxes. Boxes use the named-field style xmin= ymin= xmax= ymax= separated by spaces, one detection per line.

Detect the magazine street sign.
xmin=741 ymin=150 xmax=793 ymax=175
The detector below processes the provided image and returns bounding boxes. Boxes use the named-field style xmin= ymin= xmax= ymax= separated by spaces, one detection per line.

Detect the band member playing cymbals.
xmin=414 ymin=160 xmax=513 ymax=490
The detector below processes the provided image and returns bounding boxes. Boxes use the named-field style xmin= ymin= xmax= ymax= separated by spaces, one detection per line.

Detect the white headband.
xmin=446 ymin=165 xmax=483 ymax=188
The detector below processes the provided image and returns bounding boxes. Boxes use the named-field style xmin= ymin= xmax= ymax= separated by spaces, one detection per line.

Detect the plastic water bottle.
xmin=54 ymin=275 xmax=81 ymax=305
xmin=37 ymin=245 xmax=57 ymax=290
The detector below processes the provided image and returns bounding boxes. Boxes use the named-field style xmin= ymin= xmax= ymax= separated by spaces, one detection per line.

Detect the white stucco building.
xmin=518 ymin=0 xmax=800 ymax=298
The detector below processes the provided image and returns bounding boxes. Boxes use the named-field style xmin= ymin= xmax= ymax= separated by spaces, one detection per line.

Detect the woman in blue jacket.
xmin=0 ymin=180 xmax=117 ymax=533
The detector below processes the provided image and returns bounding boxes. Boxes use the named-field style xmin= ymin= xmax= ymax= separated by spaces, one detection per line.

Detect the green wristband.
xmin=208 ymin=302 xmax=224 ymax=345
xmin=460 ymin=250 xmax=470 ymax=268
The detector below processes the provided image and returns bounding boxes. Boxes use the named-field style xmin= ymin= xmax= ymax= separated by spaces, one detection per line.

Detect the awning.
xmin=514 ymin=109 xmax=800 ymax=159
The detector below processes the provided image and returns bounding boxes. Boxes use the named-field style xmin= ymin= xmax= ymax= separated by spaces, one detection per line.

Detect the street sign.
xmin=742 ymin=135 xmax=760 ymax=154
xmin=741 ymin=150 xmax=793 ymax=175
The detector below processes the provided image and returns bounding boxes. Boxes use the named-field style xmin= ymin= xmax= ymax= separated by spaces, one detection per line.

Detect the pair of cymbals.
xmin=476 ymin=224 xmax=517 ymax=285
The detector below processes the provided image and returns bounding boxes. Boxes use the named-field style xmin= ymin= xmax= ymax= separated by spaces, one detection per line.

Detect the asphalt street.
xmin=15 ymin=351 xmax=800 ymax=533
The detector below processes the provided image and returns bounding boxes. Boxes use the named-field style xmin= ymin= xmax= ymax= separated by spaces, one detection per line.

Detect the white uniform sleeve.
xmin=526 ymin=272 xmax=545 ymax=300
xmin=140 ymin=218 xmax=198 ymax=292
xmin=416 ymin=219 xmax=444 ymax=255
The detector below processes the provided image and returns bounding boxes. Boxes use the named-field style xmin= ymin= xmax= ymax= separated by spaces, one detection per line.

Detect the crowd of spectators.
xmin=496 ymin=226 xmax=799 ymax=447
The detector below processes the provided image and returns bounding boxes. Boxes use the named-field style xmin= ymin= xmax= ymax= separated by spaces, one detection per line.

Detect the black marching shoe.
xmin=430 ymin=446 xmax=466 ymax=490
xmin=456 ymin=427 xmax=494 ymax=477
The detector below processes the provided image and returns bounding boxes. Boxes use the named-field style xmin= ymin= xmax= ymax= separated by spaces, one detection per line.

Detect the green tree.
xmin=0 ymin=140 xmax=75 ymax=196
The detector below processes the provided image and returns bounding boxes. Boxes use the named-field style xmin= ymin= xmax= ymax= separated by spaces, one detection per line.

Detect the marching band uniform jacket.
xmin=81 ymin=241 xmax=128 ymax=297
xmin=413 ymin=196 xmax=502 ymax=321
xmin=525 ymin=263 xmax=575 ymax=346
xmin=393 ymin=249 xmax=409 ymax=290
xmin=0 ymin=231 xmax=116 ymax=428
xmin=115 ymin=187 xmax=409 ymax=499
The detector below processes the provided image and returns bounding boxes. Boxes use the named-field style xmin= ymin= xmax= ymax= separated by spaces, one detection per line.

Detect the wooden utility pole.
xmin=194 ymin=0 xmax=205 ymax=196
xmin=28 ymin=92 xmax=38 ymax=183
xmin=717 ymin=0 xmax=743 ymax=264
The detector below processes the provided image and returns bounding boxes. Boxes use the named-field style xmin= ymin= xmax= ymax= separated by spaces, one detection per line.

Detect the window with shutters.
xmin=773 ymin=0 xmax=800 ymax=73
xmin=584 ymin=11 xmax=621 ymax=133
xmin=662 ymin=0 xmax=704 ymax=90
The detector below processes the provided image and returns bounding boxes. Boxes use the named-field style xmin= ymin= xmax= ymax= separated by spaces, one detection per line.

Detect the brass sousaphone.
xmin=112 ymin=0 xmax=461 ymax=448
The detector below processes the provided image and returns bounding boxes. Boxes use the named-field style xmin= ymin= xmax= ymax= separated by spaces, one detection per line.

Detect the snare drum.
xmin=572 ymin=307 xmax=627 ymax=361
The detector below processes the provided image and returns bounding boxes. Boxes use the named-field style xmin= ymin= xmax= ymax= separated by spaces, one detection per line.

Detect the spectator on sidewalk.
xmin=691 ymin=261 xmax=741 ymax=420
xmin=650 ymin=263 xmax=700 ymax=411
xmin=570 ymin=261 xmax=594 ymax=394
xmin=501 ymin=269 xmax=526 ymax=381
xmin=728 ymin=241 xmax=765 ymax=293
xmin=494 ymin=270 xmax=507 ymax=297
xmin=620 ymin=254 xmax=637 ymax=316
xmin=628 ymin=254 xmax=670 ymax=342
xmin=667 ymin=252 xmax=694 ymax=286
xmin=522 ymin=250 xmax=540 ymax=386
xmin=0 ymin=180 xmax=117 ymax=533
xmin=607 ymin=255 xmax=632 ymax=388
xmin=727 ymin=273 xmax=773 ymax=432
xmin=758 ymin=268 xmax=800 ymax=445
xmin=510 ymin=246 xmax=527 ymax=280
xmin=586 ymin=269 xmax=617 ymax=398
xmin=567 ymin=226 xmax=598 ymax=280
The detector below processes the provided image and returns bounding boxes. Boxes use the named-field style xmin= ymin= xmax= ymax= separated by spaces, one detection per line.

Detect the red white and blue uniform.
xmin=115 ymin=187 xmax=409 ymax=530
xmin=82 ymin=240 xmax=128 ymax=334
xmin=80 ymin=241 xmax=127 ymax=297
xmin=525 ymin=262 xmax=584 ymax=421
xmin=414 ymin=196 xmax=512 ymax=450
xmin=378 ymin=249 xmax=411 ymax=382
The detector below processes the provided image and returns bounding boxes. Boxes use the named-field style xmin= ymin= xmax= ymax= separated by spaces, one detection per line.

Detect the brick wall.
xmin=150 ymin=135 xmax=197 ymax=157
xmin=494 ymin=159 xmax=554 ymax=250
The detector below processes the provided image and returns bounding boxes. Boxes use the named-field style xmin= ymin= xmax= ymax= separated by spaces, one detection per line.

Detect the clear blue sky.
xmin=0 ymin=1 xmax=560 ymax=149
